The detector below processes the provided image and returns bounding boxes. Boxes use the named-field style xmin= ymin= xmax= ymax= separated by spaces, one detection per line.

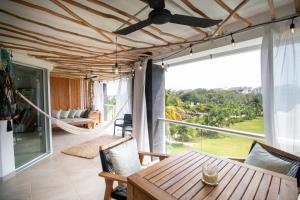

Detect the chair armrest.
xmin=98 ymin=172 xmax=127 ymax=183
xmin=138 ymin=151 xmax=169 ymax=162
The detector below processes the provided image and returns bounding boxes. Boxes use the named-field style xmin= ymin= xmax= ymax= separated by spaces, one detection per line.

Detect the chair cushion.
xmin=109 ymin=139 xmax=141 ymax=177
xmin=245 ymin=143 xmax=293 ymax=175
xmin=111 ymin=185 xmax=127 ymax=200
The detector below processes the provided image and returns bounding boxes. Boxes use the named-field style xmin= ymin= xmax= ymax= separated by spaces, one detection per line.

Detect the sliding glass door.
xmin=13 ymin=64 xmax=49 ymax=168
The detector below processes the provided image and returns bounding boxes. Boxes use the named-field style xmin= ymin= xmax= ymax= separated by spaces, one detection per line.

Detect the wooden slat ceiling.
xmin=0 ymin=0 xmax=296 ymax=80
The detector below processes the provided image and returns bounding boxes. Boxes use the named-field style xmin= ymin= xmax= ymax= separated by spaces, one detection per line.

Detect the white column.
xmin=0 ymin=120 xmax=15 ymax=179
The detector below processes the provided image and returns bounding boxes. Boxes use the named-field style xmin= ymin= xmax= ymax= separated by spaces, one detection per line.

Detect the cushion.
xmin=60 ymin=110 xmax=70 ymax=119
xmin=109 ymin=139 xmax=141 ymax=177
xmin=81 ymin=109 xmax=88 ymax=118
xmin=68 ymin=109 xmax=77 ymax=118
xmin=245 ymin=144 xmax=293 ymax=175
xmin=51 ymin=110 xmax=61 ymax=119
xmin=111 ymin=185 xmax=127 ymax=200
xmin=74 ymin=109 xmax=83 ymax=118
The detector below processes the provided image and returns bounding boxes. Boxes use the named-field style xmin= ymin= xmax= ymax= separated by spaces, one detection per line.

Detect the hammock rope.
xmin=16 ymin=90 xmax=127 ymax=135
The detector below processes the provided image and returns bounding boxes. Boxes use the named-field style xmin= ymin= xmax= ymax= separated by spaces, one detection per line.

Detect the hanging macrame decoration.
xmin=0 ymin=48 xmax=17 ymax=131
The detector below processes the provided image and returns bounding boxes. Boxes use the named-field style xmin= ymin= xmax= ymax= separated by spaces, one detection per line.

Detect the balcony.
xmin=159 ymin=118 xmax=264 ymax=158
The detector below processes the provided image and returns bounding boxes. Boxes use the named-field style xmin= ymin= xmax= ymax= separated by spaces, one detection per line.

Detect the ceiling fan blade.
xmin=115 ymin=19 xmax=152 ymax=35
xmin=170 ymin=14 xmax=222 ymax=28
xmin=90 ymin=75 xmax=98 ymax=79
xmin=149 ymin=0 xmax=165 ymax=9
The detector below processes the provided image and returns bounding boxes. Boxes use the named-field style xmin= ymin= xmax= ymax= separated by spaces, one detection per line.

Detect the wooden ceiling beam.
xmin=0 ymin=42 xmax=90 ymax=57
xmin=61 ymin=0 xmax=169 ymax=45
xmin=8 ymin=0 xmax=154 ymax=47
xmin=212 ymin=0 xmax=250 ymax=36
xmin=50 ymin=0 xmax=112 ymax=43
xmin=296 ymin=0 xmax=300 ymax=12
xmin=0 ymin=9 xmax=128 ymax=49
xmin=53 ymin=68 xmax=132 ymax=73
xmin=0 ymin=21 xmax=113 ymax=53
xmin=0 ymin=32 xmax=102 ymax=56
xmin=87 ymin=0 xmax=186 ymax=42
xmin=268 ymin=0 xmax=276 ymax=19
xmin=214 ymin=0 xmax=251 ymax=27
xmin=167 ymin=0 xmax=209 ymax=37
xmin=181 ymin=0 xmax=210 ymax=18
xmin=52 ymin=61 xmax=130 ymax=65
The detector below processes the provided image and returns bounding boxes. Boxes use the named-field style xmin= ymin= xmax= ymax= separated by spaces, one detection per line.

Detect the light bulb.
xmin=231 ymin=39 xmax=235 ymax=47
xmin=114 ymin=67 xmax=119 ymax=74
xmin=114 ymin=63 xmax=119 ymax=75
xmin=230 ymin=33 xmax=235 ymax=47
xmin=290 ymin=22 xmax=295 ymax=34
xmin=189 ymin=44 xmax=193 ymax=56
xmin=139 ymin=65 xmax=142 ymax=70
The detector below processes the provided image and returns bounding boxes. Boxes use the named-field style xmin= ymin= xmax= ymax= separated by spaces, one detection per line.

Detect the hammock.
xmin=16 ymin=90 xmax=127 ymax=135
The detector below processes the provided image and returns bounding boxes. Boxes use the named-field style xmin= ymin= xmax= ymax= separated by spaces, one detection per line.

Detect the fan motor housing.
xmin=149 ymin=9 xmax=171 ymax=24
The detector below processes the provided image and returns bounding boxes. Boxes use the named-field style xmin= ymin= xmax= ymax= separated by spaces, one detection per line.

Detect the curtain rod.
xmin=152 ymin=13 xmax=300 ymax=63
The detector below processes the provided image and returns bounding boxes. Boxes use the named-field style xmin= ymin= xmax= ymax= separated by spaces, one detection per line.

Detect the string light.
xmin=189 ymin=44 xmax=193 ymax=56
xmin=290 ymin=17 xmax=295 ymax=34
xmin=230 ymin=33 xmax=235 ymax=47
xmin=114 ymin=63 xmax=119 ymax=75
xmin=114 ymin=34 xmax=119 ymax=75
xmin=161 ymin=58 xmax=165 ymax=68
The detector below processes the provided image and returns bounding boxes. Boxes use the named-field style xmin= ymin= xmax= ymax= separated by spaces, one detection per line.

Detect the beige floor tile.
xmin=0 ymin=130 xmax=110 ymax=200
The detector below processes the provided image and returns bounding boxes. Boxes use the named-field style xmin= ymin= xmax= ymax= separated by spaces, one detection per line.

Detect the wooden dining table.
xmin=127 ymin=151 xmax=298 ymax=200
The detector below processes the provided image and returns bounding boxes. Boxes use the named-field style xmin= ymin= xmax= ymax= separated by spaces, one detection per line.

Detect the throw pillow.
xmin=60 ymin=110 xmax=70 ymax=119
xmin=245 ymin=143 xmax=293 ymax=175
xmin=109 ymin=139 xmax=141 ymax=187
xmin=68 ymin=109 xmax=77 ymax=118
xmin=51 ymin=109 xmax=62 ymax=119
xmin=81 ymin=109 xmax=88 ymax=118
xmin=74 ymin=109 xmax=83 ymax=118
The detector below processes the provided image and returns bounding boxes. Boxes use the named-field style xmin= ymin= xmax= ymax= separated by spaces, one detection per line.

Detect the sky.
xmin=106 ymin=49 xmax=261 ymax=95
xmin=106 ymin=81 xmax=119 ymax=96
xmin=165 ymin=50 xmax=261 ymax=91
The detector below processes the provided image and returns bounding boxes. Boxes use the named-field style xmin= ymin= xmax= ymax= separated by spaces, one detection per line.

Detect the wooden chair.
xmin=98 ymin=135 xmax=169 ymax=200
xmin=232 ymin=141 xmax=300 ymax=187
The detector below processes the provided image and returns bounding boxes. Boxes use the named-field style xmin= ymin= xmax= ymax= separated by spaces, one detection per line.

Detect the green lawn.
xmin=167 ymin=117 xmax=264 ymax=157
xmin=229 ymin=117 xmax=264 ymax=134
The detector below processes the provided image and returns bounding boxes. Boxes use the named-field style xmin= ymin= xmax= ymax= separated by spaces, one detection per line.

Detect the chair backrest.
xmin=123 ymin=114 xmax=132 ymax=126
xmin=99 ymin=135 xmax=133 ymax=173
xmin=250 ymin=141 xmax=300 ymax=186
xmin=249 ymin=141 xmax=300 ymax=162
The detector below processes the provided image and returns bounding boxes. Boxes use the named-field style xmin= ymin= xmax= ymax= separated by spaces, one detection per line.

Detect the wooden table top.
xmin=128 ymin=151 xmax=298 ymax=200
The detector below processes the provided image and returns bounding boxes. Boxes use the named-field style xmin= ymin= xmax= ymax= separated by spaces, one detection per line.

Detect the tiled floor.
xmin=0 ymin=130 xmax=111 ymax=200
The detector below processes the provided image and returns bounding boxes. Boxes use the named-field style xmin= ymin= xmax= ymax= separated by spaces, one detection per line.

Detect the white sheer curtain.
xmin=261 ymin=19 xmax=300 ymax=154
xmin=132 ymin=60 xmax=150 ymax=152
xmin=116 ymin=78 xmax=132 ymax=118
xmin=93 ymin=81 xmax=104 ymax=120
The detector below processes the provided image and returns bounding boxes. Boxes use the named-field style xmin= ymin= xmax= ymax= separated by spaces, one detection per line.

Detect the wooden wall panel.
xmin=69 ymin=79 xmax=81 ymax=109
xmin=50 ymin=77 xmax=82 ymax=110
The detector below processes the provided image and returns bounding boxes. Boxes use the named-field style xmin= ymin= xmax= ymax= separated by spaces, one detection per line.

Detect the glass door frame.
xmin=12 ymin=61 xmax=52 ymax=171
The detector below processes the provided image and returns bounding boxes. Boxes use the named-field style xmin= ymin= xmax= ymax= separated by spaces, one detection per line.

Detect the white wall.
xmin=0 ymin=121 xmax=15 ymax=178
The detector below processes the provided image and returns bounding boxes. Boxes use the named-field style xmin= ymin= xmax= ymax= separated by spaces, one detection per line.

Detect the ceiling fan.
xmin=83 ymin=72 xmax=97 ymax=80
xmin=115 ymin=0 xmax=222 ymax=35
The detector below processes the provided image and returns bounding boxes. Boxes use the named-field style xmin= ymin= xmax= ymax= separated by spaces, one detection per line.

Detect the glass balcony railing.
xmin=103 ymin=104 xmax=116 ymax=122
xmin=158 ymin=118 xmax=264 ymax=159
